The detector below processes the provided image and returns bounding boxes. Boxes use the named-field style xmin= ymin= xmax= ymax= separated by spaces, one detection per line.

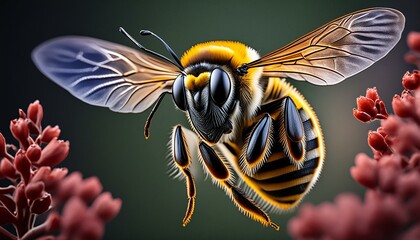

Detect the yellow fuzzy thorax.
xmin=181 ymin=41 xmax=256 ymax=68
xmin=180 ymin=41 xmax=262 ymax=94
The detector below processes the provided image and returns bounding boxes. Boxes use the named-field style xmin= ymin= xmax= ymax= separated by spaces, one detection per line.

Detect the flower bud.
xmin=14 ymin=150 xmax=31 ymax=184
xmin=368 ymin=130 xmax=391 ymax=154
xmin=31 ymin=167 xmax=51 ymax=183
xmin=36 ymin=138 xmax=69 ymax=167
xmin=351 ymin=153 xmax=378 ymax=188
xmin=30 ymin=193 xmax=52 ymax=214
xmin=366 ymin=87 xmax=380 ymax=101
xmin=40 ymin=126 xmax=61 ymax=143
xmin=356 ymin=96 xmax=377 ymax=117
xmin=402 ymin=71 xmax=420 ymax=90
xmin=91 ymin=192 xmax=122 ymax=222
xmin=376 ymin=127 xmax=392 ymax=146
xmin=392 ymin=92 xmax=415 ymax=118
xmin=377 ymin=155 xmax=402 ymax=192
xmin=10 ymin=118 xmax=29 ymax=149
xmin=353 ymin=108 xmax=373 ymax=122
xmin=25 ymin=181 xmax=45 ymax=200
xmin=57 ymin=172 xmax=82 ymax=201
xmin=77 ymin=177 xmax=103 ymax=202
xmin=32 ymin=167 xmax=68 ymax=192
xmin=61 ymin=197 xmax=87 ymax=232
xmin=26 ymin=143 xmax=42 ymax=162
xmin=353 ymin=87 xmax=389 ymax=122
xmin=49 ymin=167 xmax=69 ymax=183
xmin=27 ymin=100 xmax=43 ymax=127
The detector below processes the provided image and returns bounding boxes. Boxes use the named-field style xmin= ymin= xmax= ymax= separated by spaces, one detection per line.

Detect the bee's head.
xmin=172 ymin=64 xmax=237 ymax=143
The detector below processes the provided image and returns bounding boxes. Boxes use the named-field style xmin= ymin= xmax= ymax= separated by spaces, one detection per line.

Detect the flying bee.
xmin=32 ymin=8 xmax=404 ymax=230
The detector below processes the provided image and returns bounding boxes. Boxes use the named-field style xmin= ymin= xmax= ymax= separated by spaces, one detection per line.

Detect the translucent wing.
xmin=246 ymin=8 xmax=405 ymax=85
xmin=32 ymin=36 xmax=181 ymax=113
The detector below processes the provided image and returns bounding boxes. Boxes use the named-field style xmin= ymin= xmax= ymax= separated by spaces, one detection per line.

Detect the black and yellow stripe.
xmin=251 ymin=113 xmax=321 ymax=209
xmin=220 ymin=77 xmax=325 ymax=211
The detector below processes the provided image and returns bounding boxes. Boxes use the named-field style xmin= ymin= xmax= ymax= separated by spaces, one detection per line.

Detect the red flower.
xmin=289 ymin=35 xmax=420 ymax=239
xmin=35 ymin=137 xmax=69 ymax=167
xmin=92 ymin=192 xmax=122 ymax=222
xmin=290 ymin=84 xmax=420 ymax=240
xmin=367 ymin=130 xmax=391 ymax=155
xmin=40 ymin=125 xmax=61 ymax=143
xmin=0 ymin=101 xmax=121 ymax=240
xmin=60 ymin=193 xmax=122 ymax=239
xmin=353 ymin=87 xmax=388 ymax=122
xmin=402 ymin=70 xmax=420 ymax=90
xmin=27 ymin=100 xmax=43 ymax=134
xmin=10 ymin=118 xmax=30 ymax=149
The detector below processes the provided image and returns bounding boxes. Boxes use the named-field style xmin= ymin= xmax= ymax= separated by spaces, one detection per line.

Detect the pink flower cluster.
xmin=353 ymin=87 xmax=389 ymax=122
xmin=0 ymin=101 xmax=121 ymax=240
xmin=405 ymin=32 xmax=420 ymax=69
xmin=288 ymin=33 xmax=420 ymax=240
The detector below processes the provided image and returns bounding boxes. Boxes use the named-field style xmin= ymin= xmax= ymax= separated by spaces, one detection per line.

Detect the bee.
xmin=32 ymin=8 xmax=404 ymax=230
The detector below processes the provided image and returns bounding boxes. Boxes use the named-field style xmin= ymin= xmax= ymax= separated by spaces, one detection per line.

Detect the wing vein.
xmin=83 ymin=79 xmax=126 ymax=99
xmin=105 ymin=83 xmax=133 ymax=105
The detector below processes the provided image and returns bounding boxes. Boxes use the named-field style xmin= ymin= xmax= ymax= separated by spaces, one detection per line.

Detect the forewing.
xmin=247 ymin=8 xmax=405 ymax=85
xmin=32 ymin=36 xmax=181 ymax=112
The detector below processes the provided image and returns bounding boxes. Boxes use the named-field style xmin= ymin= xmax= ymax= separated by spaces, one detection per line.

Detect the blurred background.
xmin=1 ymin=0 xmax=419 ymax=239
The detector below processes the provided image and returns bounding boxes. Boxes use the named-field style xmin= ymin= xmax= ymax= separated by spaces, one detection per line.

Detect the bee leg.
xmin=242 ymin=113 xmax=273 ymax=176
xmin=280 ymin=96 xmax=306 ymax=164
xmin=172 ymin=125 xmax=196 ymax=227
xmin=198 ymin=141 xmax=280 ymax=230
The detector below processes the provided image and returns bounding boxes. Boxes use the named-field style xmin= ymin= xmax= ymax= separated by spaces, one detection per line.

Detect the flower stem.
xmin=15 ymin=207 xmax=30 ymax=239
xmin=0 ymin=185 xmax=15 ymax=194
xmin=20 ymin=221 xmax=48 ymax=240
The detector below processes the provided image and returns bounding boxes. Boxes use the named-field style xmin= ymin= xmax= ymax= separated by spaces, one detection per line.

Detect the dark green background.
xmin=1 ymin=1 xmax=419 ymax=239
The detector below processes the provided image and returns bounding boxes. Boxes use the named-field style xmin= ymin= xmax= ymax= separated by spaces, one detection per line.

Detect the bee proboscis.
xmin=32 ymin=8 xmax=404 ymax=230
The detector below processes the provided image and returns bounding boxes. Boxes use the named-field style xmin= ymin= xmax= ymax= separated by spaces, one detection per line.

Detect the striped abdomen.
xmin=222 ymin=77 xmax=325 ymax=211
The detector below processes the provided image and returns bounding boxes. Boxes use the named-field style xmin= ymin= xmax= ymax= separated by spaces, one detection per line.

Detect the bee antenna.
xmin=140 ymin=30 xmax=184 ymax=71
xmin=144 ymin=92 xmax=167 ymax=140
xmin=119 ymin=27 xmax=184 ymax=71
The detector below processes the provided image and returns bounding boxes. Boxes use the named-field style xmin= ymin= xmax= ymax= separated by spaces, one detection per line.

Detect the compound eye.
xmin=172 ymin=74 xmax=187 ymax=111
xmin=209 ymin=68 xmax=231 ymax=107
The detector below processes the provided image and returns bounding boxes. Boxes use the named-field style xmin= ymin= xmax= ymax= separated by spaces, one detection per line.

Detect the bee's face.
xmin=172 ymin=64 xmax=237 ymax=143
